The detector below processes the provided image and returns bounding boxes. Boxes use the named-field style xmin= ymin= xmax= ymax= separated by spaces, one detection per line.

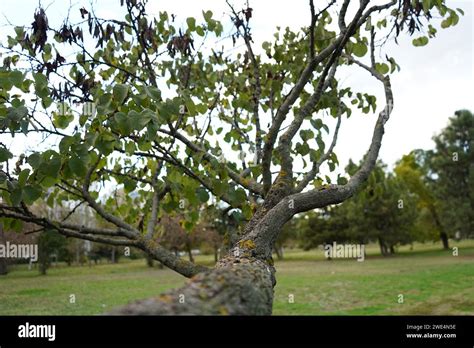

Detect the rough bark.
xmin=109 ymin=255 xmax=274 ymax=315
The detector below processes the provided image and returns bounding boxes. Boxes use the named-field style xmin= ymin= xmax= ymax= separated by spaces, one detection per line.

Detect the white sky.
xmin=1 ymin=0 xmax=473 ymax=175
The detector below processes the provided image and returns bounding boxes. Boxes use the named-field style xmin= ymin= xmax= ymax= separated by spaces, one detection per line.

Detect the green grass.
xmin=0 ymin=240 xmax=473 ymax=315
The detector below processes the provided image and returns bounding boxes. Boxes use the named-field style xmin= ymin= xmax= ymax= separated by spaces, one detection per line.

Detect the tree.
xmin=395 ymin=150 xmax=450 ymax=248
xmin=0 ymin=0 xmax=461 ymax=314
xmin=426 ymin=110 xmax=474 ymax=240
xmin=273 ymin=219 xmax=297 ymax=260
xmin=37 ymin=229 xmax=68 ymax=275
xmin=157 ymin=214 xmax=197 ymax=263
xmin=192 ymin=208 xmax=225 ymax=263
xmin=361 ymin=169 xmax=418 ymax=255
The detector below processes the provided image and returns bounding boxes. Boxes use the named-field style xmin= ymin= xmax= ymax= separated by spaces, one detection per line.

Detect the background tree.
xmin=425 ymin=110 xmax=474 ymax=240
xmin=37 ymin=229 xmax=68 ymax=275
xmin=395 ymin=150 xmax=449 ymax=248
xmin=0 ymin=0 xmax=461 ymax=314
xmin=192 ymin=209 xmax=224 ymax=262
xmin=273 ymin=219 xmax=298 ymax=260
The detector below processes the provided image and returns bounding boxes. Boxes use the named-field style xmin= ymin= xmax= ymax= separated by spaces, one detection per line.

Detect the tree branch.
xmin=261 ymin=0 xmax=370 ymax=194
xmin=295 ymin=105 xmax=343 ymax=193
xmin=81 ymin=158 xmax=140 ymax=234
xmin=338 ymin=0 xmax=351 ymax=32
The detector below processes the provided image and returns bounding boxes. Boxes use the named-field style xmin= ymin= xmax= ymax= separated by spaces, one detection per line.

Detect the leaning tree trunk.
xmin=109 ymin=254 xmax=275 ymax=315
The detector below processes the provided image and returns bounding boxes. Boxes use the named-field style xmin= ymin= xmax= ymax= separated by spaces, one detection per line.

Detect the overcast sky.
xmin=1 ymin=0 xmax=472 ymax=174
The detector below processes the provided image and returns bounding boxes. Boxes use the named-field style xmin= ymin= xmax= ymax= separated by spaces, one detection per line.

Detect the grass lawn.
xmin=0 ymin=240 xmax=473 ymax=315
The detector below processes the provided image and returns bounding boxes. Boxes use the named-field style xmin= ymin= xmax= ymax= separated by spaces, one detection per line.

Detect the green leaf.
xmin=113 ymin=84 xmax=129 ymax=105
xmin=185 ymin=98 xmax=196 ymax=115
xmin=240 ymin=204 xmax=251 ymax=219
xmin=10 ymin=187 xmax=23 ymax=206
xmin=27 ymin=153 xmax=41 ymax=168
xmin=23 ymin=185 xmax=42 ymax=204
xmin=158 ymin=99 xmax=179 ymax=122
xmin=295 ymin=142 xmax=310 ymax=156
xmin=196 ymin=187 xmax=210 ymax=203
xmin=299 ymin=129 xmax=314 ymax=142
xmin=186 ymin=17 xmax=196 ymax=31
xmin=230 ymin=188 xmax=247 ymax=206
xmin=18 ymin=169 xmax=30 ymax=187
xmin=0 ymin=171 xmax=6 ymax=184
xmin=114 ymin=112 xmax=132 ymax=135
xmin=440 ymin=18 xmax=451 ymax=29
xmin=375 ymin=63 xmax=390 ymax=75
xmin=337 ymin=176 xmax=348 ymax=185
xmin=353 ymin=41 xmax=368 ymax=57
xmin=196 ymin=26 xmax=205 ymax=36
xmin=68 ymin=155 xmax=87 ymax=177
xmin=262 ymin=41 xmax=271 ymax=52
xmin=129 ymin=110 xmax=153 ymax=131
xmin=0 ymin=147 xmax=13 ymax=162
xmin=53 ymin=113 xmax=74 ymax=129
xmin=33 ymin=72 xmax=48 ymax=90
xmin=97 ymin=94 xmax=114 ymax=115
xmin=310 ymin=119 xmax=324 ymax=130
xmin=144 ymin=86 xmax=161 ymax=101
xmin=328 ymin=161 xmax=336 ymax=172
xmin=94 ymin=133 xmax=116 ymax=155
xmin=123 ymin=178 xmax=137 ymax=193
xmin=9 ymin=70 xmax=25 ymax=87
xmin=412 ymin=36 xmax=429 ymax=47
xmin=7 ymin=105 xmax=28 ymax=122
xmin=41 ymin=155 xmax=62 ymax=178
xmin=203 ymin=10 xmax=213 ymax=22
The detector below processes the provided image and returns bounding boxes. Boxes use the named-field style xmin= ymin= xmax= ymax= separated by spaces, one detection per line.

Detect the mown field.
xmin=0 ymin=240 xmax=473 ymax=315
